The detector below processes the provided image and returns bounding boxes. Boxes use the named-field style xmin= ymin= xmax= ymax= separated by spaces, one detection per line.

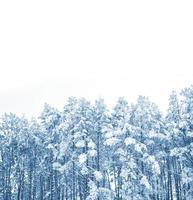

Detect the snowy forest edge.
xmin=1 ymin=85 xmax=193 ymax=200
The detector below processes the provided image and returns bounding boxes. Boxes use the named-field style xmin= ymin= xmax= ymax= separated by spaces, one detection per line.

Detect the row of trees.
xmin=0 ymin=86 xmax=193 ymax=200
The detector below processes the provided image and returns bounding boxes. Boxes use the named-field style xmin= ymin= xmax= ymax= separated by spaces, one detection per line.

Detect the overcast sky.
xmin=0 ymin=0 xmax=193 ymax=117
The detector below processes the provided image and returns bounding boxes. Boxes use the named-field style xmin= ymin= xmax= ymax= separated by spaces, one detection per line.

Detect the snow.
xmin=46 ymin=143 xmax=58 ymax=159
xmin=147 ymin=156 xmax=160 ymax=174
xmin=88 ymin=140 xmax=96 ymax=149
xmin=88 ymin=149 xmax=97 ymax=157
xmin=181 ymin=168 xmax=192 ymax=183
xmin=75 ymin=140 xmax=85 ymax=148
xmin=53 ymin=162 xmax=66 ymax=172
xmin=124 ymin=137 xmax=136 ymax=145
xmin=134 ymin=143 xmax=147 ymax=153
xmin=152 ymin=161 xmax=160 ymax=175
xmin=179 ymin=121 xmax=187 ymax=129
xmin=53 ymin=162 xmax=62 ymax=169
xmin=115 ymin=148 xmax=125 ymax=156
xmin=140 ymin=176 xmax=151 ymax=190
xmin=47 ymin=143 xmax=54 ymax=149
xmin=0 ymin=151 xmax=2 ymax=162
xmin=81 ymin=166 xmax=89 ymax=175
xmin=104 ymin=131 xmax=114 ymax=139
xmin=148 ymin=131 xmax=168 ymax=140
xmin=104 ymin=137 xmax=119 ymax=146
xmin=127 ymin=158 xmax=136 ymax=168
xmin=87 ymin=181 xmax=98 ymax=200
xmin=187 ymin=131 xmax=193 ymax=137
xmin=94 ymin=171 xmax=103 ymax=181
xmin=148 ymin=155 xmax=156 ymax=163
xmin=59 ymin=140 xmax=68 ymax=157
xmin=170 ymin=147 xmax=179 ymax=156
xmin=120 ymin=168 xmax=128 ymax=178
xmin=170 ymin=147 xmax=186 ymax=157
xmin=114 ymin=129 xmax=123 ymax=136
xmin=78 ymin=153 xmax=87 ymax=165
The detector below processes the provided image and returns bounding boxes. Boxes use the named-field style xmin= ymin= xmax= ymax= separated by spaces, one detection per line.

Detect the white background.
xmin=0 ymin=0 xmax=193 ymax=117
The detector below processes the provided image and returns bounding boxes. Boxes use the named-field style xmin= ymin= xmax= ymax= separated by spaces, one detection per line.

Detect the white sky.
xmin=0 ymin=0 xmax=193 ymax=117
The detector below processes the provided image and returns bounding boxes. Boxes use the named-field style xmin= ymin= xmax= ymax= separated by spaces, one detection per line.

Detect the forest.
xmin=0 ymin=85 xmax=193 ymax=200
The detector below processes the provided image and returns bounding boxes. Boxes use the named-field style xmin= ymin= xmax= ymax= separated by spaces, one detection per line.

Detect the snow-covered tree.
xmin=1 ymin=87 xmax=193 ymax=199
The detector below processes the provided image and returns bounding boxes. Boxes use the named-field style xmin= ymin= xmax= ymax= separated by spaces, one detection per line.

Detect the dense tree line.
xmin=1 ymin=86 xmax=193 ymax=200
